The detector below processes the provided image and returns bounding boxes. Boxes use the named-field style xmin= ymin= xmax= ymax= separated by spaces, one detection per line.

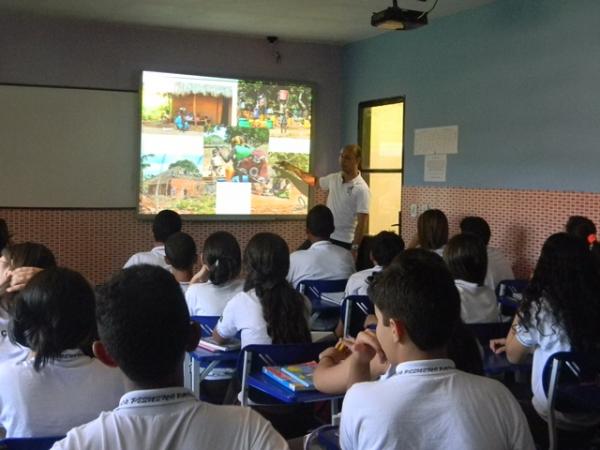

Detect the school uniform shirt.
xmin=340 ymin=359 xmax=535 ymax=450
xmin=344 ymin=265 xmax=382 ymax=297
xmin=485 ymin=247 xmax=514 ymax=291
xmin=51 ymin=387 xmax=288 ymax=450
xmin=0 ymin=310 xmax=28 ymax=365
xmin=123 ymin=246 xmax=171 ymax=271
xmin=319 ymin=172 xmax=370 ymax=244
xmin=0 ymin=350 xmax=126 ymax=437
xmin=455 ymin=279 xmax=500 ymax=324
xmin=287 ymin=240 xmax=355 ymax=289
xmin=179 ymin=281 xmax=190 ymax=294
xmin=185 ymin=278 xmax=244 ymax=316
xmin=515 ymin=301 xmax=600 ymax=429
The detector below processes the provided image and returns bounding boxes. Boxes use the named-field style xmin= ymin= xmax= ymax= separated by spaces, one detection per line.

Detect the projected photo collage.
xmin=139 ymin=71 xmax=312 ymax=217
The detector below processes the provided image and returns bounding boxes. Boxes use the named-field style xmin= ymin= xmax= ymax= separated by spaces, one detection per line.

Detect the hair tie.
xmin=587 ymin=234 xmax=597 ymax=245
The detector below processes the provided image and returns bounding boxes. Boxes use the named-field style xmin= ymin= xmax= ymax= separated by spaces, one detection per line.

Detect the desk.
xmin=185 ymin=348 xmax=239 ymax=399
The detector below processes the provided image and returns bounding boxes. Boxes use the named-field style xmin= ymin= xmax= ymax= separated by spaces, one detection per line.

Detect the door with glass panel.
xmin=358 ymin=97 xmax=404 ymax=235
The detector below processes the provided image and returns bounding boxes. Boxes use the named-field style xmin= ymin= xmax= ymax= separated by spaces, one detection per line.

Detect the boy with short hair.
xmin=51 ymin=265 xmax=288 ymax=450
xmin=164 ymin=231 xmax=197 ymax=293
xmin=123 ymin=209 xmax=182 ymax=270
xmin=338 ymin=250 xmax=534 ymax=450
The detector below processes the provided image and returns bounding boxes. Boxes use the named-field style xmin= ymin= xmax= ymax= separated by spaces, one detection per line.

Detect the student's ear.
xmin=92 ymin=341 xmax=119 ymax=368
xmin=389 ymin=319 xmax=406 ymax=344
xmin=186 ymin=321 xmax=201 ymax=352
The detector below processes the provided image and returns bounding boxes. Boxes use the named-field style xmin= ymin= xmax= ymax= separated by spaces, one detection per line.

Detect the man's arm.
xmin=276 ymin=161 xmax=317 ymax=187
xmin=352 ymin=213 xmax=368 ymax=252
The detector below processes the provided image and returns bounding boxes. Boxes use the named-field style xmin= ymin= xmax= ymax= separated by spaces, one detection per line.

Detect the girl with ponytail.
xmin=214 ymin=232 xmax=311 ymax=347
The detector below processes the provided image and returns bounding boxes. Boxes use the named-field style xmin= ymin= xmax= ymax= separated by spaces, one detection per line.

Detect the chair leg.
xmin=547 ymin=359 xmax=561 ymax=450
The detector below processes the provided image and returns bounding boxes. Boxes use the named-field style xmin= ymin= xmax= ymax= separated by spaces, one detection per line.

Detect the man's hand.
xmin=350 ymin=329 xmax=386 ymax=365
xmin=6 ymin=267 xmax=43 ymax=292
xmin=190 ymin=265 xmax=210 ymax=284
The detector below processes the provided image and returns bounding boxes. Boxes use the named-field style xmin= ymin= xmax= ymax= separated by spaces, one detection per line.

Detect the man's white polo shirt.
xmin=454 ymin=279 xmax=500 ymax=324
xmin=123 ymin=245 xmax=171 ymax=271
xmin=344 ymin=265 xmax=382 ymax=297
xmin=51 ymin=387 xmax=288 ymax=450
xmin=340 ymin=359 xmax=534 ymax=450
xmin=319 ymin=172 xmax=370 ymax=244
xmin=287 ymin=240 xmax=355 ymax=289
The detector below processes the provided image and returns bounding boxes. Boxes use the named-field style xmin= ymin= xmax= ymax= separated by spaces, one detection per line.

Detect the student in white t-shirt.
xmin=330 ymin=250 xmax=534 ymax=450
xmin=0 ymin=267 xmax=126 ymax=438
xmin=164 ymin=231 xmax=197 ymax=294
xmin=287 ymin=204 xmax=355 ymax=289
xmin=492 ymin=233 xmax=600 ymax=448
xmin=0 ymin=242 xmax=57 ymax=365
xmin=214 ymin=232 xmax=311 ymax=349
xmin=408 ymin=209 xmax=448 ymax=256
xmin=51 ymin=264 xmax=287 ymax=450
xmin=185 ymin=231 xmax=244 ymax=316
xmin=460 ymin=216 xmax=514 ymax=290
xmin=123 ymin=209 xmax=181 ymax=270
xmin=444 ymin=233 xmax=500 ymax=324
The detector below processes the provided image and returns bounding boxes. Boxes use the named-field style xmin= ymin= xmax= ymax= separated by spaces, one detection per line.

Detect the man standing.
xmin=278 ymin=144 xmax=370 ymax=254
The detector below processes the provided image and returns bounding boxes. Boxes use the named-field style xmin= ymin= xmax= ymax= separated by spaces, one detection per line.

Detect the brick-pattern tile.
xmin=401 ymin=187 xmax=600 ymax=278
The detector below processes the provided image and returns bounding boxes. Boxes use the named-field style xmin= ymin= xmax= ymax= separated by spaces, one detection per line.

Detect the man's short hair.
xmin=369 ymin=249 xmax=460 ymax=352
xmin=152 ymin=210 xmax=182 ymax=243
xmin=444 ymin=233 xmax=488 ymax=285
xmin=459 ymin=216 xmax=491 ymax=246
xmin=371 ymin=231 xmax=405 ymax=267
xmin=165 ymin=232 xmax=197 ymax=270
xmin=565 ymin=215 xmax=596 ymax=242
xmin=306 ymin=205 xmax=335 ymax=239
xmin=96 ymin=265 xmax=190 ymax=384
xmin=343 ymin=144 xmax=362 ymax=161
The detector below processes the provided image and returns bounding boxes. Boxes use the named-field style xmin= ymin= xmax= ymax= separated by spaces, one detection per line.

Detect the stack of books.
xmin=262 ymin=361 xmax=318 ymax=392
xmin=197 ymin=337 xmax=241 ymax=352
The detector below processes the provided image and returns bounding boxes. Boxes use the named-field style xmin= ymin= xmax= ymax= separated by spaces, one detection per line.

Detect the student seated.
xmin=214 ymin=232 xmax=311 ymax=348
xmin=123 ymin=209 xmax=181 ymax=270
xmin=51 ymin=264 xmax=287 ymax=450
xmin=286 ymin=205 xmax=355 ymax=289
xmin=0 ymin=242 xmax=57 ymax=364
xmin=444 ymin=233 xmax=500 ymax=324
xmin=0 ymin=267 xmax=125 ymax=438
xmin=460 ymin=216 xmax=514 ymax=290
xmin=164 ymin=231 xmax=197 ymax=294
xmin=344 ymin=231 xmax=404 ymax=297
xmin=185 ymin=231 xmax=244 ymax=316
xmin=408 ymin=209 xmax=448 ymax=256
xmin=492 ymin=233 xmax=600 ymax=447
xmin=334 ymin=250 xmax=534 ymax=449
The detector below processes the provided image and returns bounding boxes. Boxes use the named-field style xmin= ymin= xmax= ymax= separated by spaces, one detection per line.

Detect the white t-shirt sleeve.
xmin=318 ymin=173 xmax=333 ymax=191
xmin=215 ymin=296 xmax=239 ymax=339
xmin=123 ymin=254 xmax=137 ymax=269
xmin=339 ymin=385 xmax=361 ymax=450
xmin=354 ymin=185 xmax=370 ymax=214
xmin=515 ymin=320 xmax=537 ymax=348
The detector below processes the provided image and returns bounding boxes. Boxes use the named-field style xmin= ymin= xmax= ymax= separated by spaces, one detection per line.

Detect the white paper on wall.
xmin=414 ymin=125 xmax=458 ymax=155
xmin=424 ymin=154 xmax=447 ymax=182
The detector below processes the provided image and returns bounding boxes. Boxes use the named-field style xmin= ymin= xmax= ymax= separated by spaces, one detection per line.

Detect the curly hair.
xmin=243 ymin=233 xmax=311 ymax=345
xmin=518 ymin=233 xmax=600 ymax=352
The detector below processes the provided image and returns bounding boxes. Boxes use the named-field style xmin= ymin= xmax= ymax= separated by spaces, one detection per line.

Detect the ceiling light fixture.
xmin=371 ymin=0 xmax=433 ymax=31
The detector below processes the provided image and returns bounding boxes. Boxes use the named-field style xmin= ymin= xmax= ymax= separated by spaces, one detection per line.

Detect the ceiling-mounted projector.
xmin=371 ymin=0 xmax=428 ymax=30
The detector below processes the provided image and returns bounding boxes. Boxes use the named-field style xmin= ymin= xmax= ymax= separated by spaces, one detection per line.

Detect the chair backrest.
xmin=341 ymin=295 xmax=373 ymax=338
xmin=495 ymin=279 xmax=528 ymax=316
xmin=190 ymin=315 xmax=220 ymax=338
xmin=238 ymin=341 xmax=331 ymax=405
xmin=0 ymin=436 xmax=65 ymax=450
xmin=297 ymin=279 xmax=348 ymax=308
xmin=304 ymin=424 xmax=341 ymax=450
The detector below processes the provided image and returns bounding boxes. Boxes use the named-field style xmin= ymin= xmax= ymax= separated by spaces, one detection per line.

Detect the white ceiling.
xmin=0 ymin=0 xmax=496 ymax=44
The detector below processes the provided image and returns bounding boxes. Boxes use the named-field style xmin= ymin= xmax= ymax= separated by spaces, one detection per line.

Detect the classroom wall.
xmin=342 ymin=0 xmax=600 ymax=275
xmin=0 ymin=13 xmax=342 ymax=283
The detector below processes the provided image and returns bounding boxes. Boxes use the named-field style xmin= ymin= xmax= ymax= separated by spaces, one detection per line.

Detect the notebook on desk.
xmin=197 ymin=337 xmax=241 ymax=352
xmin=262 ymin=361 xmax=318 ymax=392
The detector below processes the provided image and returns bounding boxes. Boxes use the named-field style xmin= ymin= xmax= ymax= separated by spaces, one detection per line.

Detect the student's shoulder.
xmin=50 ymin=412 xmax=112 ymax=450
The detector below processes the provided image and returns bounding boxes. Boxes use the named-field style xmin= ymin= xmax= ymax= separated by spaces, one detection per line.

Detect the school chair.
xmin=303 ymin=424 xmax=341 ymax=450
xmin=297 ymin=279 xmax=348 ymax=331
xmin=0 ymin=436 xmax=64 ymax=450
xmin=340 ymin=295 xmax=373 ymax=338
xmin=495 ymin=279 xmax=528 ymax=317
xmin=542 ymin=351 xmax=600 ymax=450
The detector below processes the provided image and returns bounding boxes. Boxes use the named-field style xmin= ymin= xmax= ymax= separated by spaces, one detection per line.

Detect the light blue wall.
xmin=342 ymin=0 xmax=600 ymax=191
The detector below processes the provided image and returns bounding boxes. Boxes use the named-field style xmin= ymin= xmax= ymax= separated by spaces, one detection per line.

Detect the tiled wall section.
xmin=401 ymin=186 xmax=600 ymax=278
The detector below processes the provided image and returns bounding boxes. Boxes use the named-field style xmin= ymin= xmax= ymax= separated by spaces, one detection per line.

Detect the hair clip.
xmin=587 ymin=234 xmax=597 ymax=245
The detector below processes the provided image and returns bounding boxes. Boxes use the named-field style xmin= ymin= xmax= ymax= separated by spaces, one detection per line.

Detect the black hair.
xmin=459 ymin=216 xmax=491 ymax=246
xmin=369 ymin=249 xmax=460 ymax=352
xmin=565 ymin=216 xmax=596 ymax=241
xmin=202 ymin=231 xmax=241 ymax=286
xmin=519 ymin=233 xmax=600 ymax=353
xmin=444 ymin=233 xmax=488 ymax=286
xmin=355 ymin=235 xmax=374 ymax=271
xmin=0 ymin=219 xmax=9 ymax=253
xmin=306 ymin=205 xmax=335 ymax=239
xmin=243 ymin=233 xmax=311 ymax=344
xmin=152 ymin=209 xmax=182 ymax=243
xmin=9 ymin=267 xmax=96 ymax=371
xmin=165 ymin=232 xmax=197 ymax=271
xmin=96 ymin=265 xmax=191 ymax=384
xmin=371 ymin=231 xmax=405 ymax=267
xmin=417 ymin=209 xmax=448 ymax=251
